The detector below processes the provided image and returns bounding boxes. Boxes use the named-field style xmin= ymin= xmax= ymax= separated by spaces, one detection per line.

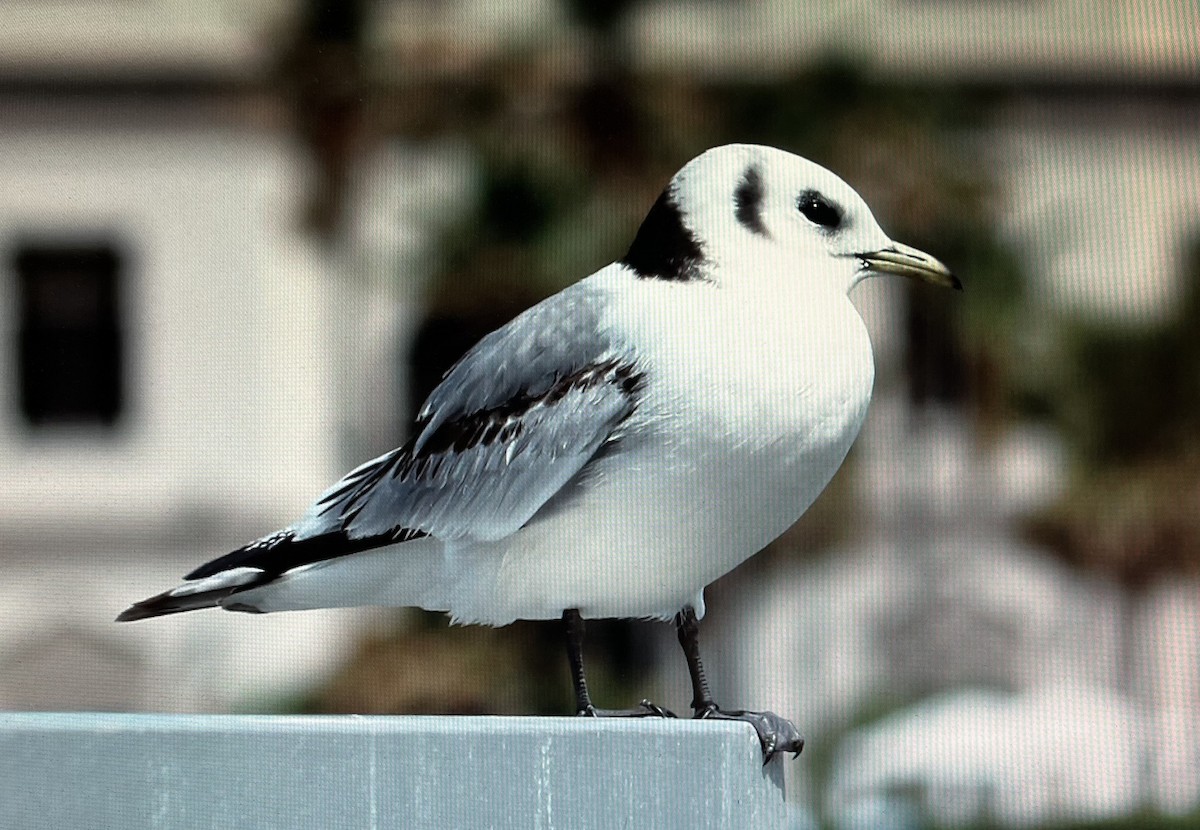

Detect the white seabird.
xmin=120 ymin=143 xmax=959 ymax=758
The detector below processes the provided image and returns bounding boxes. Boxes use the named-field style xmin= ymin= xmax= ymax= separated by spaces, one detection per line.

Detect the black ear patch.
xmin=734 ymin=165 xmax=768 ymax=236
xmin=621 ymin=188 xmax=707 ymax=282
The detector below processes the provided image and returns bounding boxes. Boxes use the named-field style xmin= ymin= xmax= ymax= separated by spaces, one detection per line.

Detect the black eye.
xmin=797 ymin=190 xmax=843 ymax=230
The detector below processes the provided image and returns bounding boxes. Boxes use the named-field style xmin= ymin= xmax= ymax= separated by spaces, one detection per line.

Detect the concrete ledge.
xmin=1 ymin=713 xmax=787 ymax=829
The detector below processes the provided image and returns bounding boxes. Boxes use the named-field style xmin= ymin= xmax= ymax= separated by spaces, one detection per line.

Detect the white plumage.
xmin=120 ymin=144 xmax=957 ymax=758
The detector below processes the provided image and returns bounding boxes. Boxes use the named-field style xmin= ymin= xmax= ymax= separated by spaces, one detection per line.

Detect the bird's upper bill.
xmin=859 ymin=242 xmax=961 ymax=290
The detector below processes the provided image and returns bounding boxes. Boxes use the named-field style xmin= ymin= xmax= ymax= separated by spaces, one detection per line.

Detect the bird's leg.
xmin=562 ymin=609 xmax=674 ymax=718
xmin=675 ymin=606 xmax=804 ymax=761
xmin=564 ymin=608 xmax=597 ymax=714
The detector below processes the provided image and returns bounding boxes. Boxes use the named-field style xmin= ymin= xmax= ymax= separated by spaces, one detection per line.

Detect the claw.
xmin=636 ymin=699 xmax=677 ymax=718
xmin=694 ymin=705 xmax=804 ymax=761
xmin=576 ymin=700 xmax=677 ymax=719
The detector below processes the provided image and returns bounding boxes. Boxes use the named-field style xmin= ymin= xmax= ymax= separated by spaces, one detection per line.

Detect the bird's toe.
xmin=694 ymin=705 xmax=804 ymax=761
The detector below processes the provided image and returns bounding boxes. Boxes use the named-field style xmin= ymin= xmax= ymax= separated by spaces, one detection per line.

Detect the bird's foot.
xmin=693 ymin=704 xmax=804 ymax=761
xmin=577 ymin=699 xmax=677 ymax=718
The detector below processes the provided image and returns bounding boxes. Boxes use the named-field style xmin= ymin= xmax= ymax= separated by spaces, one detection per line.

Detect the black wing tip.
xmin=116 ymin=578 xmax=270 ymax=622
xmin=114 ymin=606 xmax=146 ymax=622
xmin=116 ymin=605 xmax=168 ymax=623
xmin=116 ymin=590 xmax=201 ymax=622
xmin=187 ymin=526 xmax=428 ymax=586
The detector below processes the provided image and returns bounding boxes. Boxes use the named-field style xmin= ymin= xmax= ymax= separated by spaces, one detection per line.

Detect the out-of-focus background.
xmin=2 ymin=1 xmax=1198 ymax=827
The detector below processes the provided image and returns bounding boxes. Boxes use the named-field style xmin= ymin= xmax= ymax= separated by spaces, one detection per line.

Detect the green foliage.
xmin=712 ymin=62 xmax=989 ymax=163
xmin=429 ymin=154 xmax=597 ymax=313
xmin=1018 ymin=238 xmax=1200 ymax=583
xmin=952 ymin=808 xmax=1200 ymax=830
xmin=1053 ymin=239 xmax=1200 ymax=469
xmin=561 ymin=0 xmax=641 ymax=32
xmin=1054 ymin=810 xmax=1200 ymax=830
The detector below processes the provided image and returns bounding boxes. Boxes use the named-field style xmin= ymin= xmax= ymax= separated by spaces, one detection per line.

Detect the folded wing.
xmin=191 ymin=279 xmax=642 ymax=579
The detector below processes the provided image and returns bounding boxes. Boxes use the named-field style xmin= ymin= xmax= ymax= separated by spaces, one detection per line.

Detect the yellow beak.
xmin=860 ymin=242 xmax=961 ymax=290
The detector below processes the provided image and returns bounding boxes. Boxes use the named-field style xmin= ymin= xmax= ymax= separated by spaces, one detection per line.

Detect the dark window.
xmin=14 ymin=244 xmax=124 ymax=427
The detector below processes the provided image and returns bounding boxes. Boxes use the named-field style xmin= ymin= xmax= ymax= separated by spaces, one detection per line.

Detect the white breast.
xmin=480 ymin=269 xmax=875 ymax=623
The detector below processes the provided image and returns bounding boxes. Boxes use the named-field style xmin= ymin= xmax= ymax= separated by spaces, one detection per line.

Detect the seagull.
xmin=119 ymin=143 xmax=958 ymax=760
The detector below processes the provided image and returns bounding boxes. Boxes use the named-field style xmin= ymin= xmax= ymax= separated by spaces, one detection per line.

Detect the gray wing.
xmin=292 ymin=279 xmax=641 ymax=545
xmin=413 ymin=279 xmax=613 ymax=452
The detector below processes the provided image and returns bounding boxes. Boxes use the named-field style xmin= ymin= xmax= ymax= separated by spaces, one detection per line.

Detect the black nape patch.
xmin=734 ymin=165 xmax=768 ymax=236
xmin=621 ymin=188 xmax=706 ymax=282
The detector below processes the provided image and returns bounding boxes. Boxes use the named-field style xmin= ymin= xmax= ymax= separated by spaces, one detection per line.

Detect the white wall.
xmin=0 ymin=121 xmax=478 ymax=713
xmin=0 ymin=125 xmax=339 ymax=537
xmin=992 ymin=101 xmax=1200 ymax=325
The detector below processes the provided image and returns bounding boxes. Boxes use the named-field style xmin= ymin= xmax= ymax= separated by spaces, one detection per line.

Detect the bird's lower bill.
xmin=859 ymin=242 xmax=961 ymax=290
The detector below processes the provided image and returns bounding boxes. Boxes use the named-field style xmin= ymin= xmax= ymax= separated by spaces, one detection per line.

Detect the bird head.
xmin=623 ymin=144 xmax=960 ymax=295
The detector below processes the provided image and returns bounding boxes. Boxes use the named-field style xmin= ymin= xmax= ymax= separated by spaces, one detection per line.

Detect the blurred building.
xmin=1 ymin=1 xmax=1198 ymax=827
xmin=0 ymin=1 xmax=461 ymax=712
